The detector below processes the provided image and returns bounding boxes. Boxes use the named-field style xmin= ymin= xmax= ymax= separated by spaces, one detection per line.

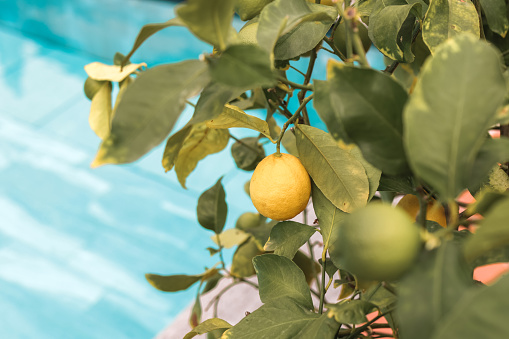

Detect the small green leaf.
xmin=231 ymin=237 xmax=262 ymax=278
xmin=431 ymin=275 xmax=509 ymax=339
xmin=318 ymin=258 xmax=338 ymax=279
xmin=84 ymin=62 xmax=146 ymax=82
xmin=175 ymin=124 xmax=230 ymax=189
xmin=295 ymin=124 xmax=369 ymax=213
xmin=253 ymin=254 xmax=313 ymax=309
xmin=122 ymin=17 xmax=184 ymax=66
xmin=91 ymin=60 xmax=209 ymax=167
xmin=88 ymin=81 xmax=112 ymax=140
xmin=190 ymin=82 xmax=242 ymax=125
xmin=264 ymin=221 xmax=316 ymax=259
xmin=207 ymin=104 xmax=274 ymax=141
xmin=326 ymin=300 xmax=376 ymax=324
xmin=221 ymin=298 xmax=319 ymax=339
xmin=189 ymin=295 xmax=202 ymax=328
xmin=294 ymin=312 xmax=341 ymax=339
xmin=201 ymin=272 xmax=223 ymax=294
xmin=404 ymin=35 xmax=507 ymax=201
xmin=479 ymin=0 xmax=509 ymax=37
xmin=197 ymin=177 xmax=228 ymax=234
xmin=84 ymin=77 xmax=104 ymax=100
xmin=209 ymin=44 xmax=276 ymax=90
xmin=293 ymin=250 xmax=321 ymax=286
xmin=183 ymin=318 xmax=232 ymax=339
xmin=145 ymin=267 xmax=218 ymax=292
xmin=422 ymin=0 xmax=480 ymax=53
xmin=162 ymin=125 xmax=193 ymax=172
xmin=211 ymin=228 xmax=250 ymax=249
xmin=311 ymin=183 xmax=346 ymax=251
xmin=231 ymin=137 xmax=266 ymax=171
xmin=176 ymin=0 xmax=235 ymax=51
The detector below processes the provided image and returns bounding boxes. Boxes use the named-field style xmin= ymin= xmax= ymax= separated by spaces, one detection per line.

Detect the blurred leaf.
xmin=207 ymin=328 xmax=227 ymax=339
xmin=295 ymin=124 xmax=369 ymax=213
xmin=197 ymin=177 xmax=228 ymax=234
xmin=274 ymin=4 xmax=336 ymax=60
xmin=222 ymin=298 xmax=319 ymax=338
xmin=422 ymin=0 xmax=479 ymax=53
xmin=89 ymin=81 xmax=112 ymax=140
xmin=404 ymin=35 xmax=507 ymax=201
xmin=463 ymin=197 xmax=509 ymax=263
xmin=282 ymin=129 xmax=299 ymax=156
xmin=231 ymin=237 xmax=263 ymax=278
xmin=267 ymin=117 xmax=280 ymax=141
xmin=207 ymin=105 xmax=274 ymax=141
xmin=264 ymin=221 xmax=316 ymax=259
xmin=318 ymin=258 xmax=338 ymax=279
xmin=347 ymin=146 xmax=381 ymax=200
xmin=471 ymin=244 xmax=509 ymax=268
xmin=397 ymin=241 xmax=475 ymax=339
xmin=244 ymin=219 xmax=277 ymax=250
xmin=466 ymin=189 xmax=508 ymax=217
xmin=313 ymin=80 xmax=349 ymax=143
xmin=145 ymin=267 xmax=218 ymax=292
xmin=231 ymin=137 xmax=265 ymax=171
xmin=320 ymin=62 xmax=410 ymax=175
xmin=467 ymin=137 xmax=509 ymax=193
xmin=368 ymin=1 xmax=422 ymax=62
xmin=189 ymin=295 xmax=202 ymax=328
xmin=190 ymin=83 xmax=242 ymax=125
xmin=201 ymin=272 xmax=223 ymax=294
xmin=294 ymin=312 xmax=340 ymax=339
xmin=377 ymin=174 xmax=414 ymax=193
xmin=479 ymin=0 xmax=509 ymax=37
xmin=431 ymin=275 xmax=509 ymax=338
xmin=235 ymin=0 xmax=273 ymax=21
xmin=211 ymin=228 xmax=250 ymax=249
xmin=235 ymin=212 xmax=266 ymax=231
xmin=162 ymin=125 xmax=193 ymax=172
xmin=362 ymin=282 xmax=398 ymax=333
xmin=253 ymin=254 xmax=313 ymax=309
xmin=91 ymin=60 xmax=209 ymax=167
xmin=84 ymin=62 xmax=146 ymax=82
xmin=293 ymin=250 xmax=321 ymax=286
xmin=209 ymin=44 xmax=276 ymax=89
xmin=327 ymin=300 xmax=376 ymax=324
xmin=311 ymin=183 xmax=346 ymax=251
xmin=183 ymin=318 xmax=232 ymax=339
xmin=123 ymin=18 xmax=183 ymax=66
xmin=175 ymin=124 xmax=229 ymax=188
xmin=84 ymin=77 xmax=104 ymax=100
xmin=176 ymin=0 xmax=235 ymax=50
xmin=111 ymin=76 xmax=133 ymax=120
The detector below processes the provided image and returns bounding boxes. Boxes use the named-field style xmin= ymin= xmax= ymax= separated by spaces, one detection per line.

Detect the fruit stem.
xmin=318 ymin=248 xmax=327 ymax=314
xmin=345 ymin=8 xmax=370 ymax=68
xmin=276 ymin=94 xmax=314 ymax=154
xmin=323 ymin=37 xmax=347 ymax=61
xmin=276 ymin=76 xmax=313 ymax=91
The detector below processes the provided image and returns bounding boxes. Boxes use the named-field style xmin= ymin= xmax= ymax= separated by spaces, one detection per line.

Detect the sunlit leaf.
xmin=231 ymin=237 xmax=262 ymax=278
xmin=295 ymin=124 xmax=369 ymax=213
xmin=404 ymin=35 xmax=507 ymax=201
xmin=84 ymin=62 xmax=146 ymax=82
xmin=253 ymin=254 xmax=313 ymax=309
xmin=84 ymin=77 xmax=104 ymax=100
xmin=264 ymin=221 xmax=316 ymax=259
xmin=347 ymin=146 xmax=381 ymax=201
xmin=422 ymin=0 xmax=480 ymax=53
xmin=183 ymin=318 xmax=232 ymax=339
xmin=89 ymin=81 xmax=112 ymax=140
xmin=189 ymin=83 xmax=241 ymax=125
xmin=197 ymin=177 xmax=228 ymax=234
xmin=211 ymin=228 xmax=250 ymax=249
xmin=311 ymin=183 xmax=346 ymax=251
xmin=91 ymin=60 xmax=209 ymax=167
xmin=145 ymin=267 xmax=218 ymax=292
xmin=162 ymin=125 xmax=193 ymax=172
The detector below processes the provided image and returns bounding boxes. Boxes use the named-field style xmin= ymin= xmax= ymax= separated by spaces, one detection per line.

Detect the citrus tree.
xmin=83 ymin=0 xmax=509 ymax=338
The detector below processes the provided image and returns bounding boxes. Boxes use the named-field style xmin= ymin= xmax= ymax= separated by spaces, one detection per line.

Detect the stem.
xmin=238 ymin=278 xmax=259 ymax=289
xmin=319 ymin=248 xmax=327 ymax=314
xmin=206 ymin=280 xmax=238 ymax=314
xmin=345 ymin=308 xmax=395 ymax=339
xmin=345 ymin=8 xmax=369 ymax=67
xmin=298 ymin=45 xmax=319 ymax=125
xmin=185 ymin=100 xmax=196 ymax=107
xmin=290 ymin=65 xmax=306 ymax=77
xmin=320 ymin=46 xmax=336 ymax=54
xmin=276 ymin=94 xmax=314 ymax=154
xmin=447 ymin=201 xmax=459 ymax=230
xmin=216 ymin=236 xmax=226 ymax=270
xmin=277 ymin=76 xmax=313 ymax=91
xmin=324 ymin=37 xmax=347 ymax=61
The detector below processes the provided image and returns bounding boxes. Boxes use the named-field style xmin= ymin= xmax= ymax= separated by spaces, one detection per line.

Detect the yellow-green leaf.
xmin=84 ymin=62 xmax=146 ymax=82
xmin=183 ymin=318 xmax=232 ymax=339
xmin=211 ymin=228 xmax=250 ymax=249
xmin=89 ymin=81 xmax=112 ymax=140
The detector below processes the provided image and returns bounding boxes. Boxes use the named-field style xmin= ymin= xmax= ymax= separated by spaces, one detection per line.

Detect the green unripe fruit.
xmin=333 ymin=20 xmax=371 ymax=56
xmin=84 ymin=77 xmax=105 ymax=100
xmin=329 ymin=203 xmax=421 ymax=282
xmin=236 ymin=212 xmax=264 ymax=230
xmin=238 ymin=21 xmax=259 ymax=46
xmin=235 ymin=0 xmax=273 ymax=21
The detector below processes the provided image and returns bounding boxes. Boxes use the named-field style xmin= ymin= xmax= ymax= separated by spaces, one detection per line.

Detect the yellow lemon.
xmin=250 ymin=153 xmax=311 ymax=221
xmin=397 ymin=194 xmax=447 ymax=227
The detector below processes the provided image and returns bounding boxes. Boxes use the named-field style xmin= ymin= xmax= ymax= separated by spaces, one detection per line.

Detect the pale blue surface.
xmin=0 ymin=1 xmax=385 ymax=338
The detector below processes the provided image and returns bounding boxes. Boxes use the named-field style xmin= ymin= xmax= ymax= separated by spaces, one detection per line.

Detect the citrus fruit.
xmin=329 ymin=203 xmax=421 ymax=281
xmin=236 ymin=212 xmax=264 ymax=230
xmin=397 ymin=194 xmax=447 ymax=227
xmin=250 ymin=153 xmax=311 ymax=221
xmin=238 ymin=21 xmax=259 ymax=46
xmin=235 ymin=0 xmax=273 ymax=21
xmin=333 ymin=19 xmax=371 ymax=56
xmin=84 ymin=77 xmax=104 ymax=100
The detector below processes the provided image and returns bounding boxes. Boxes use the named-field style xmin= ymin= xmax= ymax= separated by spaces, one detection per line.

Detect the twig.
xmin=276 ymin=94 xmax=314 ymax=154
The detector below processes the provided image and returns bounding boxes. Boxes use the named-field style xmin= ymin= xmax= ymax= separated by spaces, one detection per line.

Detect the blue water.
xmin=0 ymin=1 xmax=384 ymax=338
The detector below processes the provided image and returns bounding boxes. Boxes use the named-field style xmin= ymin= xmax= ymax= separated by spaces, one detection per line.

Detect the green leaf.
xmin=257 ymin=0 xmax=335 ymax=54
xmin=231 ymin=237 xmax=263 ymax=278
xmin=282 ymin=129 xmax=299 ymax=157
xmin=88 ymin=81 xmax=112 ymax=140
xmin=211 ymin=228 xmax=250 ymax=249
xmin=326 ymin=300 xmax=376 ymax=324
xmin=207 ymin=105 xmax=274 ymax=141
xmin=264 ymin=221 xmax=316 ymax=259
xmin=221 ymin=298 xmax=320 ymax=339
xmin=318 ymin=258 xmax=338 ymax=279
xmin=122 ymin=17 xmax=184 ymax=66
xmin=145 ymin=267 xmax=218 ymax=292
xmin=467 ymin=137 xmax=509 ymax=193
xmin=84 ymin=77 xmax=104 ymax=100
xmin=162 ymin=125 xmax=193 ymax=172
xmin=431 ymin=275 xmax=509 ymax=339
xmin=84 ymin=62 xmax=146 ymax=82
xmin=479 ymin=0 xmax=509 ymax=37
xmin=176 ymin=0 xmax=235 ymax=51
xmin=295 ymin=124 xmax=369 ymax=213
xmin=319 ymin=62 xmax=410 ymax=175
xmin=377 ymin=174 xmax=415 ymax=193
xmin=189 ymin=295 xmax=202 ymax=328
xmin=422 ymin=0 xmax=480 ymax=53
xmin=244 ymin=219 xmax=277 ymax=251
xmin=235 ymin=0 xmax=274 ymax=21
xmin=201 ymin=272 xmax=223 ymax=294
xmin=362 ymin=282 xmax=398 ymax=333
xmin=175 ymin=124 xmax=230 ymax=188
xmin=190 ymin=82 xmax=242 ymax=125
xmin=294 ymin=312 xmax=340 ymax=339
xmin=347 ymin=146 xmax=381 ymax=201
xmin=471 ymin=244 xmax=509 ymax=268
xmin=397 ymin=241 xmax=475 ymax=339
xmin=231 ymin=137 xmax=266 ymax=171
xmin=368 ymin=2 xmax=422 ymax=62
xmin=274 ymin=4 xmax=337 ymax=60
xmin=293 ymin=250 xmax=321 ymax=286
xmin=197 ymin=177 xmax=228 ymax=234
xmin=403 ymin=35 xmax=507 ymax=201
xmin=91 ymin=60 xmax=209 ymax=167
xmin=209 ymin=44 xmax=276 ymax=90
xmin=311 ymin=183 xmax=346 ymax=251
xmin=183 ymin=318 xmax=232 ymax=339
xmin=463 ymin=197 xmax=509 ymax=263
xmin=313 ymin=80 xmax=349 ymax=143
xmin=253 ymin=254 xmax=313 ymax=309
